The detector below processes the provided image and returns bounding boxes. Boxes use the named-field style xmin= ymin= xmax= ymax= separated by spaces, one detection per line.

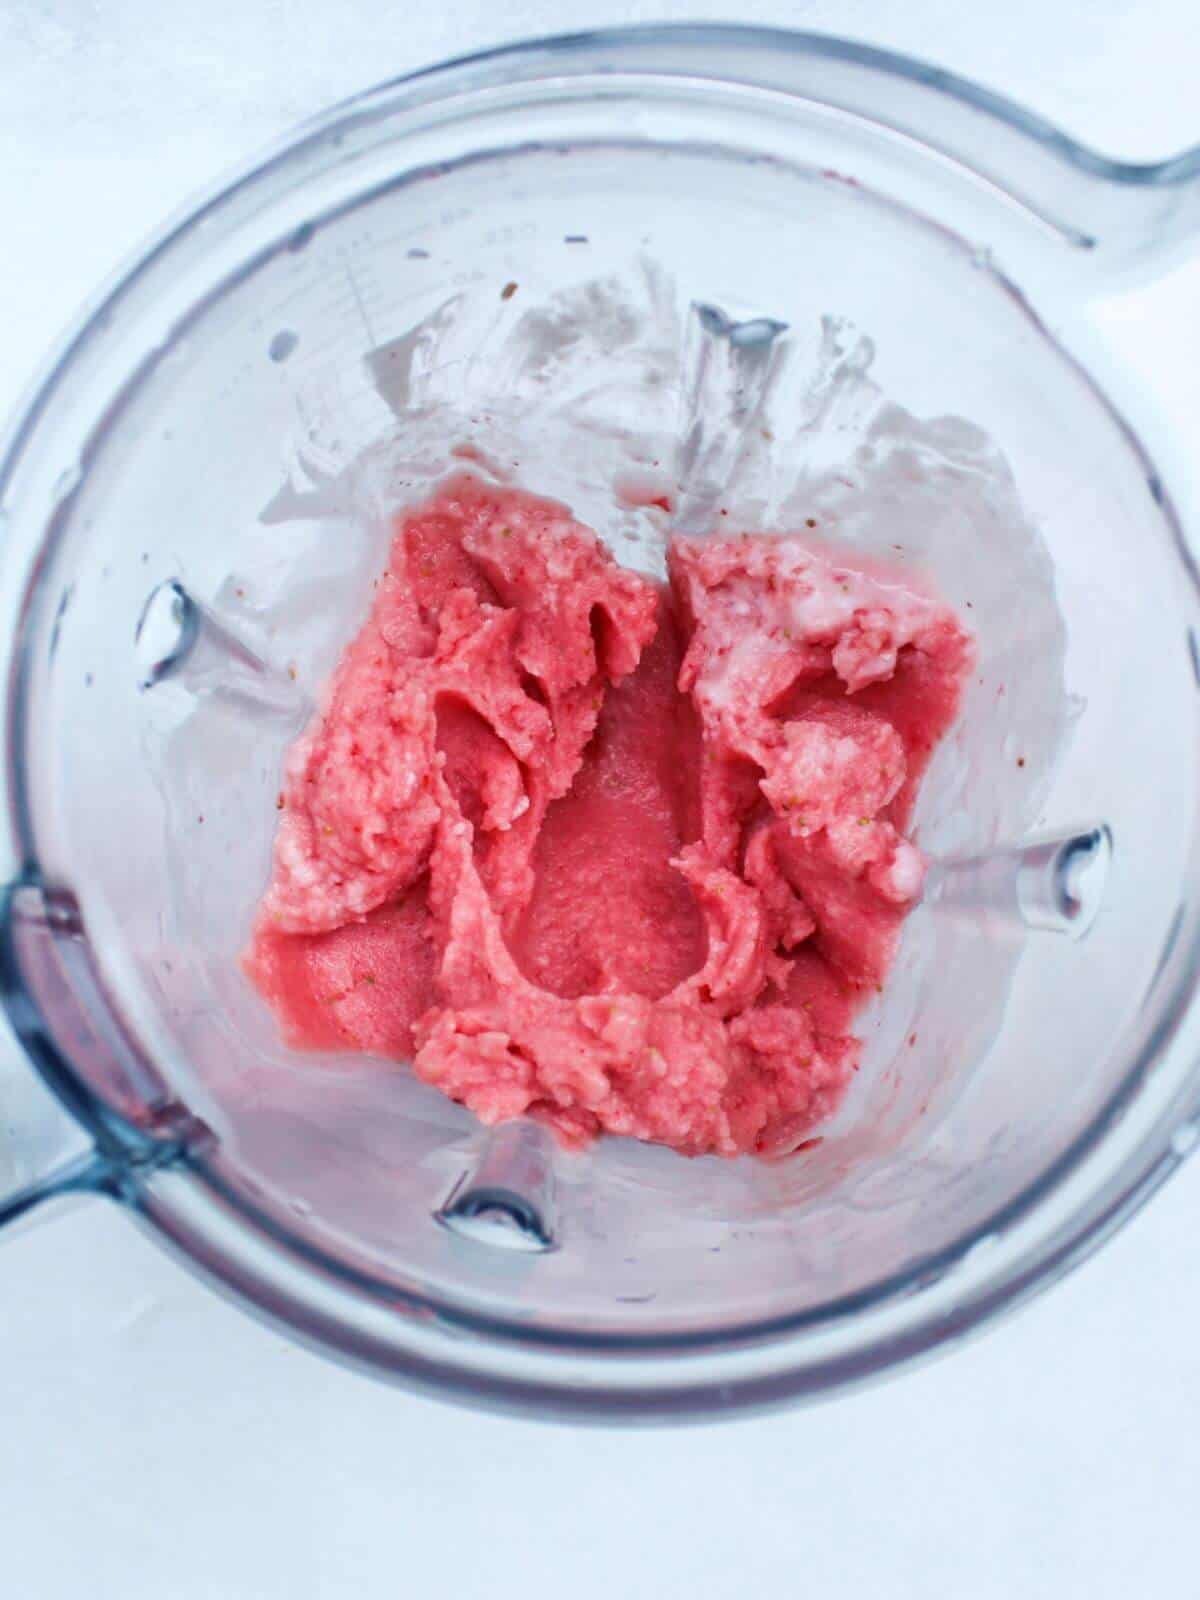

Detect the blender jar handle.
xmin=0 ymin=879 xmax=203 ymax=1244
xmin=0 ymin=1017 xmax=103 ymax=1238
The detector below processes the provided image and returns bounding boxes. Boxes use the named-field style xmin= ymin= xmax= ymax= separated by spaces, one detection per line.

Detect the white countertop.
xmin=3 ymin=4 xmax=1199 ymax=1596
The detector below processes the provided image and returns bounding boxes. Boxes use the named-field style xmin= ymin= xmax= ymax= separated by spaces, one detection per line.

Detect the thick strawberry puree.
xmin=246 ymin=475 xmax=971 ymax=1157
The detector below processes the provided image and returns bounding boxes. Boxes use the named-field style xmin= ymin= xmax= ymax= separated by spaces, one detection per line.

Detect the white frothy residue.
xmin=688 ymin=541 xmax=950 ymax=713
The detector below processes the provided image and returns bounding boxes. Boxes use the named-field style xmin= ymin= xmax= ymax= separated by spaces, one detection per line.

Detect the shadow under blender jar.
xmin=2 ymin=28 xmax=1200 ymax=1420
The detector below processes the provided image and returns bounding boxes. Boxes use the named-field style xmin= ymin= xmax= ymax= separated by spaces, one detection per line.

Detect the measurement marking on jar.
xmin=343 ymin=263 xmax=377 ymax=345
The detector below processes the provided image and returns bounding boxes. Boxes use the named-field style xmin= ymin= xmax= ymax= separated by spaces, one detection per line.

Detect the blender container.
xmin=2 ymin=26 xmax=1200 ymax=1420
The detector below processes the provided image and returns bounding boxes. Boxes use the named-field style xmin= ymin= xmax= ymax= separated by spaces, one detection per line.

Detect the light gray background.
xmin=2 ymin=3 xmax=1198 ymax=1596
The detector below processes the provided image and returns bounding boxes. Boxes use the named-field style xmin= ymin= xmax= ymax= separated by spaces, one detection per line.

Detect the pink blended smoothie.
xmin=246 ymin=474 xmax=972 ymax=1157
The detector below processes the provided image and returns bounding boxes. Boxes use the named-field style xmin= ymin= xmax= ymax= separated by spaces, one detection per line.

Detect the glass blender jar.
xmin=2 ymin=25 xmax=1200 ymax=1420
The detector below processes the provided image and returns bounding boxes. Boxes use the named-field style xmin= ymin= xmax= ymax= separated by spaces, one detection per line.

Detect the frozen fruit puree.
xmin=247 ymin=474 xmax=972 ymax=1157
